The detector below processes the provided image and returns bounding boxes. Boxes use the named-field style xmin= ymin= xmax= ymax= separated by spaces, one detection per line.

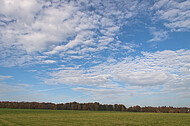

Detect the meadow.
xmin=0 ymin=108 xmax=190 ymax=126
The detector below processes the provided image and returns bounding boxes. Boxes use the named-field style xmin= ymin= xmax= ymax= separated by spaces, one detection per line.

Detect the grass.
xmin=0 ymin=108 xmax=190 ymax=126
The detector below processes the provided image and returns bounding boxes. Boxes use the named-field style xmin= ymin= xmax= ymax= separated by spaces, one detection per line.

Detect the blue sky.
xmin=0 ymin=0 xmax=190 ymax=107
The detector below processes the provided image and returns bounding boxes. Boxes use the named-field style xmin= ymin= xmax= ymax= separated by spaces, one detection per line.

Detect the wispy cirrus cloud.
xmin=148 ymin=27 xmax=168 ymax=42
xmin=0 ymin=75 xmax=12 ymax=80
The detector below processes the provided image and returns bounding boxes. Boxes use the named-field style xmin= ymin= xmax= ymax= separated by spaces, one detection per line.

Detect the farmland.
xmin=0 ymin=108 xmax=190 ymax=126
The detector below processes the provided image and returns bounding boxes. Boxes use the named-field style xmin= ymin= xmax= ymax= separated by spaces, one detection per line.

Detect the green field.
xmin=0 ymin=108 xmax=190 ymax=126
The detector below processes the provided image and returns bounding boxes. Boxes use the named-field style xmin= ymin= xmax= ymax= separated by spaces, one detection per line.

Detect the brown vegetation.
xmin=0 ymin=101 xmax=189 ymax=113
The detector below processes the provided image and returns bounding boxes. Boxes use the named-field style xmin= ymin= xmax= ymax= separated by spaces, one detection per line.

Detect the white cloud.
xmin=0 ymin=75 xmax=12 ymax=80
xmin=44 ymin=68 xmax=114 ymax=87
xmin=73 ymin=87 xmax=126 ymax=95
xmin=0 ymin=0 xmax=189 ymax=67
xmin=0 ymin=0 xmax=138 ymax=66
xmin=0 ymin=0 xmax=42 ymax=24
xmin=42 ymin=60 xmax=56 ymax=64
xmin=17 ymin=84 xmax=33 ymax=88
xmin=44 ymin=49 xmax=190 ymax=96
xmin=148 ymin=27 xmax=168 ymax=42
xmin=70 ymin=55 xmax=85 ymax=59
xmin=116 ymin=71 xmax=169 ymax=86
xmin=53 ymin=49 xmax=188 ymax=104
xmin=28 ymin=70 xmax=37 ymax=72
xmin=152 ymin=0 xmax=190 ymax=31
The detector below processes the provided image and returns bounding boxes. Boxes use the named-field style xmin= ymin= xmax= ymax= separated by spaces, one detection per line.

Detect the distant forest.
xmin=0 ymin=101 xmax=189 ymax=113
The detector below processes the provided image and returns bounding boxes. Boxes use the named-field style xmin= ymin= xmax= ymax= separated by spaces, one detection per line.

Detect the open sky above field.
xmin=0 ymin=0 xmax=190 ymax=107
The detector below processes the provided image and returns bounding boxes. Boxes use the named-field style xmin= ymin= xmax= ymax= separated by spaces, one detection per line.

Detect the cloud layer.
xmin=1 ymin=0 xmax=189 ymax=66
xmin=45 ymin=49 xmax=190 ymax=99
xmin=0 ymin=0 xmax=138 ymax=66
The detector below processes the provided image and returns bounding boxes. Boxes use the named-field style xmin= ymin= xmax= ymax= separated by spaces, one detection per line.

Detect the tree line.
xmin=0 ymin=101 xmax=189 ymax=113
